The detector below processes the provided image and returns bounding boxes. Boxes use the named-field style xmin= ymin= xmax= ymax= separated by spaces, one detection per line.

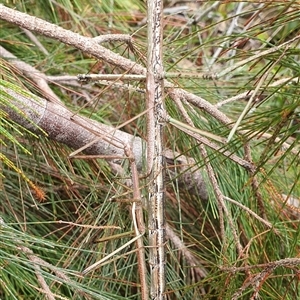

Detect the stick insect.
xmin=68 ymin=112 xmax=148 ymax=299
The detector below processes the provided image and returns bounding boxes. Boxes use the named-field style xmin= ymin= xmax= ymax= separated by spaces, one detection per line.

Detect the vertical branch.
xmin=124 ymin=144 xmax=148 ymax=300
xmin=146 ymin=0 xmax=166 ymax=299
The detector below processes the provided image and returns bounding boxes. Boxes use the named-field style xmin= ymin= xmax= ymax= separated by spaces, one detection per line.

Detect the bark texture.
xmin=1 ymin=87 xmax=208 ymax=200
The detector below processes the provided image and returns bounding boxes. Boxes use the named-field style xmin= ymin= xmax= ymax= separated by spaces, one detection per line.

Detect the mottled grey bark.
xmin=146 ymin=0 xmax=166 ymax=298
xmin=1 ymin=86 xmax=145 ymax=168
xmin=1 ymin=86 xmax=208 ymax=200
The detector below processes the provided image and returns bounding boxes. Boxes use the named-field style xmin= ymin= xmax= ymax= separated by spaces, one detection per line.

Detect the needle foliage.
xmin=0 ymin=1 xmax=299 ymax=299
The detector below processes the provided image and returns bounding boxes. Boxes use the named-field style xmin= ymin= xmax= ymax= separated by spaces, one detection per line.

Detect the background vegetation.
xmin=0 ymin=0 xmax=299 ymax=299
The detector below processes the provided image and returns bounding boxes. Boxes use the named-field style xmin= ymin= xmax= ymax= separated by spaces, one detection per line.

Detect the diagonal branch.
xmin=0 ymin=4 xmax=145 ymax=75
xmin=0 ymin=86 xmax=208 ymax=199
xmin=0 ymin=4 xmax=231 ymax=126
xmin=0 ymin=46 xmax=62 ymax=104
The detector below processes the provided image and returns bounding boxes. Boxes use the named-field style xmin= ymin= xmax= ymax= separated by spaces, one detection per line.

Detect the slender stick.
xmin=77 ymin=74 xmax=146 ymax=82
xmin=146 ymin=0 xmax=166 ymax=299
xmin=0 ymin=5 xmax=232 ymax=126
xmin=124 ymin=144 xmax=148 ymax=300
xmin=82 ymin=234 xmax=143 ymax=275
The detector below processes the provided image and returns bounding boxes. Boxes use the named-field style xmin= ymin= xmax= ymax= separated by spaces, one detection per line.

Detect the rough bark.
xmin=1 ymin=86 xmax=208 ymax=200
xmin=0 ymin=4 xmax=231 ymax=126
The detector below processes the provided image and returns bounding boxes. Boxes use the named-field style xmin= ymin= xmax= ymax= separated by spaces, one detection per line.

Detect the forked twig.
xmin=0 ymin=5 xmax=232 ymax=128
xmin=229 ymin=258 xmax=300 ymax=300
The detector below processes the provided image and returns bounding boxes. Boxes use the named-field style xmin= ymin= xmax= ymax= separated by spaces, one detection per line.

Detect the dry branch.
xmin=0 ymin=46 xmax=62 ymax=104
xmin=1 ymin=86 xmax=145 ymax=165
xmin=0 ymin=86 xmax=208 ymax=199
xmin=0 ymin=4 xmax=231 ymax=126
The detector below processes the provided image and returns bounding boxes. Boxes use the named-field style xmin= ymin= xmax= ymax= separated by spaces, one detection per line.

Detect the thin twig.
xmin=19 ymin=245 xmax=56 ymax=300
xmin=21 ymin=28 xmax=49 ymax=55
xmin=166 ymin=224 xmax=208 ymax=279
xmin=93 ymin=34 xmax=132 ymax=44
xmin=82 ymin=233 xmax=143 ymax=275
xmin=0 ymin=5 xmax=146 ymax=74
xmin=124 ymin=143 xmax=148 ymax=300
xmin=0 ymin=4 xmax=232 ymax=127
xmin=170 ymin=89 xmax=244 ymax=257
xmin=230 ymin=257 xmax=300 ymax=300
xmin=221 ymin=257 xmax=300 ymax=272
xmin=0 ymin=46 xmax=62 ymax=104
xmin=207 ymin=33 xmax=300 ymax=79
xmin=223 ymin=196 xmax=272 ymax=228
xmin=77 ymin=73 xmax=146 ymax=82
